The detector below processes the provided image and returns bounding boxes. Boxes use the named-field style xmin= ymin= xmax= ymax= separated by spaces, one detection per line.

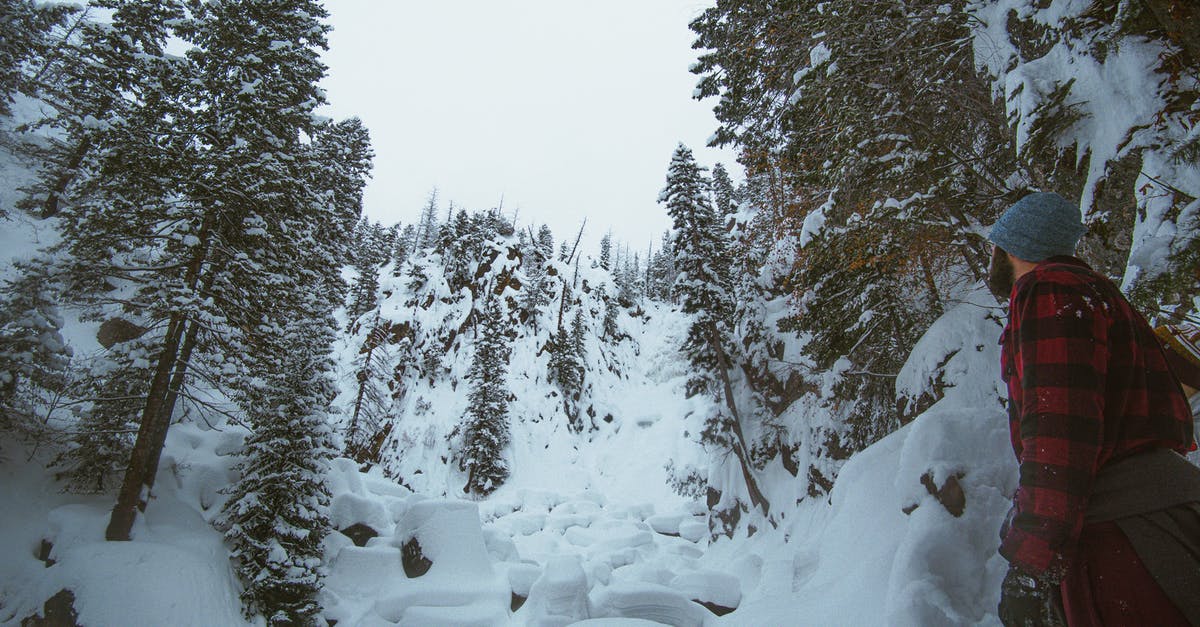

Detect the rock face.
xmin=20 ymin=589 xmax=79 ymax=627
xmin=96 ymin=318 xmax=148 ymax=349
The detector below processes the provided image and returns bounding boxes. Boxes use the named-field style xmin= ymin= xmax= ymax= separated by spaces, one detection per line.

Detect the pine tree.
xmin=54 ymin=348 xmax=149 ymax=494
xmin=0 ymin=257 xmax=71 ymax=428
xmin=459 ymin=295 xmax=511 ymax=496
xmin=219 ymin=315 xmax=337 ymax=626
xmin=393 ymin=223 xmax=416 ymax=270
xmin=0 ymin=0 xmax=77 ymax=119
xmin=601 ymin=291 xmax=619 ymax=341
xmin=416 ymin=188 xmax=440 ymax=252
xmin=598 ymin=232 xmax=613 ymax=271
xmin=660 ymin=144 xmax=732 ymax=395
xmin=710 ymin=162 xmax=737 ymax=217
xmin=520 ymin=224 xmax=553 ymax=327
xmin=660 ymin=143 xmax=769 ymax=517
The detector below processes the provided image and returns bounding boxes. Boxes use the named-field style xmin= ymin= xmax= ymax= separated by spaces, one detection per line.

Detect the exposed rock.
xmin=338 ymin=522 xmax=378 ymax=547
xmin=21 ymin=589 xmax=78 ymax=627
xmin=96 ymin=318 xmax=148 ymax=349
xmin=37 ymin=539 xmax=54 ymax=567
xmin=919 ymin=471 xmax=966 ymax=517
xmin=694 ymin=599 xmax=737 ymax=617
xmin=401 ymin=537 xmax=432 ymax=578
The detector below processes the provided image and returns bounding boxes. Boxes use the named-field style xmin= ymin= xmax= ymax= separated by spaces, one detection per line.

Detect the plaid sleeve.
xmin=999 ymin=279 xmax=1108 ymax=580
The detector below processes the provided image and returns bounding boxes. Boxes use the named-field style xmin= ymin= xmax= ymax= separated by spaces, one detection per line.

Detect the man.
xmin=988 ymin=191 xmax=1200 ymax=626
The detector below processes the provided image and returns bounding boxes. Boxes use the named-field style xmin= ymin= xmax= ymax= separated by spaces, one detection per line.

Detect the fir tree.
xmin=0 ymin=0 xmax=77 ymax=119
xmin=710 ymin=162 xmax=737 ymax=217
xmin=0 ymin=257 xmax=71 ymax=426
xmin=416 ymin=188 xmax=440 ymax=251
xmin=598 ymin=232 xmax=613 ymax=271
xmin=219 ymin=315 xmax=337 ymax=626
xmin=660 ymin=143 xmax=769 ymax=516
xmin=660 ymin=144 xmax=732 ymax=395
xmin=459 ymin=295 xmax=511 ymax=496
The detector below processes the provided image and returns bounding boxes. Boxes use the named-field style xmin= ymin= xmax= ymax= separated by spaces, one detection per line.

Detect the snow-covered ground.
xmin=2 ymin=281 xmax=1021 ymax=625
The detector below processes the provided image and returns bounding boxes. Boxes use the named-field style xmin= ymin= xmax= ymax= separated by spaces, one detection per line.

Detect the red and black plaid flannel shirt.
xmin=999 ymin=256 xmax=1193 ymax=580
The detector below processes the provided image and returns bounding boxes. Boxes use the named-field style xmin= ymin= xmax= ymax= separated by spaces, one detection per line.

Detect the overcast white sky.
xmin=318 ymin=1 xmax=739 ymax=255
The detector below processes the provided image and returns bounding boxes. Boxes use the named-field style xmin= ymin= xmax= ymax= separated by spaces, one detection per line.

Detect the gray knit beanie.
xmin=987 ymin=192 xmax=1086 ymax=262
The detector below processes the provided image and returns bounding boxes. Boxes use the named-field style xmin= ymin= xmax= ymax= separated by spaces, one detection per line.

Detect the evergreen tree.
xmin=219 ymin=314 xmax=337 ymax=626
xmin=601 ymin=291 xmax=620 ymax=341
xmin=393 ymin=223 xmax=416 ymax=270
xmin=599 ymin=232 xmax=613 ymax=271
xmin=0 ymin=0 xmax=77 ymax=119
xmin=458 ymin=295 xmax=511 ymax=496
xmin=345 ymin=221 xmax=390 ymax=331
xmin=660 ymin=143 xmax=769 ymax=516
xmin=416 ymin=188 xmax=440 ymax=251
xmin=710 ymin=162 xmax=737 ymax=217
xmin=54 ymin=348 xmax=149 ymax=494
xmin=520 ymin=224 xmax=553 ymax=327
xmin=660 ymin=144 xmax=732 ymax=395
xmin=0 ymin=257 xmax=71 ymax=428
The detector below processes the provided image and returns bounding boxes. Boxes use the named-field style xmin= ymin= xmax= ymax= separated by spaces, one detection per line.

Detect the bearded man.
xmin=988 ymin=191 xmax=1200 ymax=626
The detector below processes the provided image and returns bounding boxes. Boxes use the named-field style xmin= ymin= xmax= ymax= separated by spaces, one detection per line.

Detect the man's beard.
xmin=988 ymin=247 xmax=1015 ymax=300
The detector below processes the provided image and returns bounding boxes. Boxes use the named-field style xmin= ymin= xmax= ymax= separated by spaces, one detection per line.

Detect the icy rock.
xmin=375 ymin=499 xmax=510 ymax=623
xmin=494 ymin=511 xmax=547 ymax=536
xmin=22 ymin=588 xmax=78 ymax=626
xmin=589 ymin=583 xmax=709 ymax=627
xmin=678 ymin=518 xmax=708 ymax=542
xmin=519 ymin=555 xmax=591 ymax=627
xmin=564 ymin=526 xmax=597 ymax=547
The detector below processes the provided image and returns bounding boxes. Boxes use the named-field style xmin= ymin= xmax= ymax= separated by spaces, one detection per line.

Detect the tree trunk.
xmin=707 ymin=322 xmax=771 ymax=518
xmin=105 ymin=312 xmax=186 ymax=541
xmin=139 ymin=318 xmax=199 ymax=493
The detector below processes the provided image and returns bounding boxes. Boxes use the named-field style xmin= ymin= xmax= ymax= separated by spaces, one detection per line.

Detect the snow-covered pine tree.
xmin=53 ymin=345 xmax=150 ymax=494
xmin=393 ymin=223 xmax=416 ymax=271
xmin=219 ymin=102 xmax=368 ymax=627
xmin=345 ymin=221 xmax=391 ymax=332
xmin=660 ymin=143 xmax=769 ymax=519
xmin=710 ymin=162 xmax=737 ymax=217
xmin=459 ymin=295 xmax=512 ymax=496
xmin=0 ymin=0 xmax=76 ymax=120
xmin=646 ymin=230 xmax=675 ymax=302
xmin=601 ymin=289 xmax=619 ymax=341
xmin=219 ymin=314 xmax=337 ymax=626
xmin=598 ymin=232 xmax=613 ymax=271
xmin=519 ymin=224 xmax=553 ymax=328
xmin=415 ymin=188 xmax=440 ymax=252
xmin=0 ymin=256 xmax=71 ymax=434
xmin=660 ymin=144 xmax=732 ymax=395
